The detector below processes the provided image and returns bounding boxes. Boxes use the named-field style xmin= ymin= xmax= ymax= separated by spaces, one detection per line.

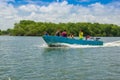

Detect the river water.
xmin=0 ymin=36 xmax=120 ymax=80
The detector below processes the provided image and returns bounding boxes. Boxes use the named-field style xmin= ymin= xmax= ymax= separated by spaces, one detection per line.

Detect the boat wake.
xmin=103 ymin=40 xmax=120 ymax=47
xmin=67 ymin=40 xmax=120 ymax=48
xmin=39 ymin=40 xmax=120 ymax=48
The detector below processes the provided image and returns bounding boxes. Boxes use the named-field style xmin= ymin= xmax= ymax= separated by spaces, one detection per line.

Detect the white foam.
xmin=59 ymin=43 xmax=101 ymax=48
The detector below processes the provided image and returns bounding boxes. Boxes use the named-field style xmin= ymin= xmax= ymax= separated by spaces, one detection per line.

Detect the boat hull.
xmin=42 ymin=35 xmax=103 ymax=46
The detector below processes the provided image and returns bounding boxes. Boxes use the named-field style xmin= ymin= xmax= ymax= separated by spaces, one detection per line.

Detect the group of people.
xmin=44 ymin=29 xmax=90 ymax=40
xmin=55 ymin=29 xmax=74 ymax=38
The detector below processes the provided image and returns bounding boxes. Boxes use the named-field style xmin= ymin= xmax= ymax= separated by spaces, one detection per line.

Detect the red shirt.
xmin=62 ymin=31 xmax=67 ymax=37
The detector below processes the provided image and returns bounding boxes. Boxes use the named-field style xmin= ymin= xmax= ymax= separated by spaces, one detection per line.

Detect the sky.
xmin=0 ymin=0 xmax=120 ymax=30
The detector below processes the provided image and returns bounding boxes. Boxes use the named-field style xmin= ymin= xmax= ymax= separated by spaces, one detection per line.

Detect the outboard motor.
xmin=96 ymin=37 xmax=101 ymax=41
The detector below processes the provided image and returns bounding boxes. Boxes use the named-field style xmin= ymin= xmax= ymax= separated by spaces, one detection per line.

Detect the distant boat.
xmin=42 ymin=35 xmax=103 ymax=47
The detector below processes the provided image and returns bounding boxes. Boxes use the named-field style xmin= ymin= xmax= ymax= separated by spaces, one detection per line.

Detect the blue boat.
xmin=42 ymin=35 xmax=103 ymax=47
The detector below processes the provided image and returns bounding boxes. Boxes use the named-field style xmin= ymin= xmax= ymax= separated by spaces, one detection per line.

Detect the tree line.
xmin=0 ymin=20 xmax=120 ymax=37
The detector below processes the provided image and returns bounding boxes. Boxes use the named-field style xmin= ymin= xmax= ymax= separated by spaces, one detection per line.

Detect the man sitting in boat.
xmin=79 ymin=30 xmax=84 ymax=40
xmin=55 ymin=29 xmax=61 ymax=36
xmin=61 ymin=30 xmax=67 ymax=37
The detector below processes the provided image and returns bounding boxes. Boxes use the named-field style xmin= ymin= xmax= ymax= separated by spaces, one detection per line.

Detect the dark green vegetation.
xmin=0 ymin=29 xmax=10 ymax=35
xmin=0 ymin=20 xmax=120 ymax=36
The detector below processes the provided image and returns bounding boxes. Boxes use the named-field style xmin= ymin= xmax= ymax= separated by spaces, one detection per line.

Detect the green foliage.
xmin=1 ymin=20 xmax=120 ymax=36
xmin=0 ymin=29 xmax=1 ymax=35
xmin=0 ymin=29 xmax=12 ymax=35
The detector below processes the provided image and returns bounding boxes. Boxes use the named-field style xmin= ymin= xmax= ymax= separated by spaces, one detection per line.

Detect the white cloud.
xmin=0 ymin=1 xmax=120 ymax=30
xmin=0 ymin=0 xmax=18 ymax=30
xmin=19 ymin=4 xmax=39 ymax=12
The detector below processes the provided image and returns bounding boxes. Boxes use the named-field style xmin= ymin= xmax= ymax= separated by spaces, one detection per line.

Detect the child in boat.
xmin=44 ymin=31 xmax=49 ymax=36
xmin=69 ymin=33 xmax=74 ymax=39
xmin=85 ymin=35 xmax=90 ymax=40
